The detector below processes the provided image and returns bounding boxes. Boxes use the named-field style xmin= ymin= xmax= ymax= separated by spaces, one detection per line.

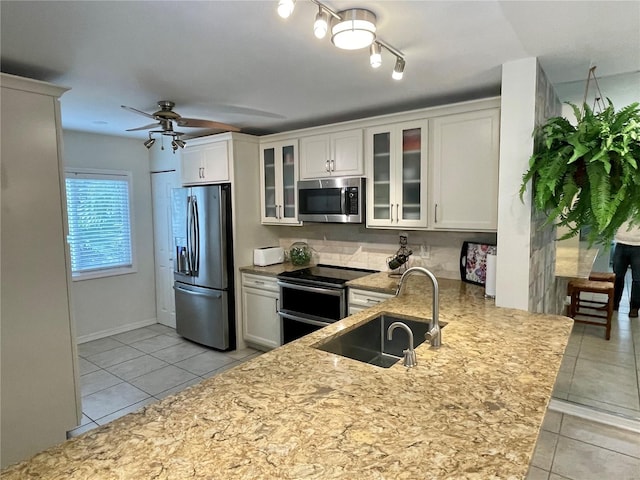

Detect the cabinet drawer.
xmin=241 ymin=273 xmax=279 ymax=293
xmin=348 ymin=288 xmax=393 ymax=307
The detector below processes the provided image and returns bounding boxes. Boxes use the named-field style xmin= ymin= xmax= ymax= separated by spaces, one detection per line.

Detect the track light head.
xmin=143 ymin=137 xmax=155 ymax=149
xmin=392 ymin=57 xmax=405 ymax=80
xmin=314 ymin=8 xmax=328 ymax=39
xmin=277 ymin=0 xmax=295 ymax=19
xmin=369 ymin=43 xmax=382 ymax=68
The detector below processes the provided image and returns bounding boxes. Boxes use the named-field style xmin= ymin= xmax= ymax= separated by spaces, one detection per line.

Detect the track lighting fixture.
xmin=143 ymin=136 xmax=155 ymax=149
xmin=276 ymin=0 xmax=405 ymax=80
xmin=277 ymin=0 xmax=296 ymax=19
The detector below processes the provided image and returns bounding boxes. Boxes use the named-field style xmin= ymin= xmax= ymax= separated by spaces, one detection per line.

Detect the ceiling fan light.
xmin=174 ymin=138 xmax=186 ymax=149
xmin=369 ymin=43 xmax=382 ymax=68
xmin=277 ymin=0 xmax=295 ymax=19
xmin=143 ymin=137 xmax=155 ymax=149
xmin=314 ymin=9 xmax=328 ymax=39
xmin=331 ymin=9 xmax=376 ymax=50
xmin=392 ymin=57 xmax=405 ymax=80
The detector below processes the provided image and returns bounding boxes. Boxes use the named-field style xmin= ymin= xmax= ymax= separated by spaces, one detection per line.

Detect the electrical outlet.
xmin=420 ymin=244 xmax=431 ymax=259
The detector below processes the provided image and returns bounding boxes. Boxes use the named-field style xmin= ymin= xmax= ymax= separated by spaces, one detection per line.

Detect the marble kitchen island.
xmin=1 ymin=276 xmax=573 ymax=479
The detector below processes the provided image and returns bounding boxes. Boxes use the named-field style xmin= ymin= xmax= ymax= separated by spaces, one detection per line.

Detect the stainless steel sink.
xmin=315 ymin=313 xmax=444 ymax=368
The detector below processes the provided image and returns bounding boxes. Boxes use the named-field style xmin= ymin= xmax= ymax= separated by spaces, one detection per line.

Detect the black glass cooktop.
xmin=277 ymin=264 xmax=377 ymax=287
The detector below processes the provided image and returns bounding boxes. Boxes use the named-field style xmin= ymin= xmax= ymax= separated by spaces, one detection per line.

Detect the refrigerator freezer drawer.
xmin=174 ymin=282 xmax=231 ymax=350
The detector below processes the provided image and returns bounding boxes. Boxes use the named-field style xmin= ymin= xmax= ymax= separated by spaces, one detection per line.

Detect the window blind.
xmin=65 ymin=171 xmax=133 ymax=275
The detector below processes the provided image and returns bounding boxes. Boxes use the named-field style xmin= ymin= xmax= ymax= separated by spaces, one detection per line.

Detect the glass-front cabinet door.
xmin=260 ymin=140 xmax=301 ymax=225
xmin=366 ymin=120 xmax=428 ymax=228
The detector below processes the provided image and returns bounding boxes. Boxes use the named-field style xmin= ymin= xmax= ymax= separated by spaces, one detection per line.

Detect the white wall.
xmin=63 ymin=130 xmax=157 ymax=341
xmin=496 ymin=58 xmax=537 ymax=310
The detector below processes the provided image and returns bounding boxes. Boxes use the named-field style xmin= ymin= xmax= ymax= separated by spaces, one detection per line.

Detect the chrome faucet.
xmin=387 ymin=322 xmax=417 ymax=367
xmin=395 ymin=267 xmax=441 ymax=348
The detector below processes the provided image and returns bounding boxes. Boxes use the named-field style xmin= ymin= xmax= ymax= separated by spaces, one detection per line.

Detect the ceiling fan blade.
xmin=121 ymin=105 xmax=157 ymax=120
xmin=126 ymin=122 xmax=161 ymax=131
xmin=176 ymin=117 xmax=241 ymax=132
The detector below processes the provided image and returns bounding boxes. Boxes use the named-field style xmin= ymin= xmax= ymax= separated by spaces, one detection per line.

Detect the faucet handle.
xmin=425 ymin=324 xmax=442 ymax=348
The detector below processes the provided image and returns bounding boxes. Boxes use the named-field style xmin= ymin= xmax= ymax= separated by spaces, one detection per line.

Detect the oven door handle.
xmin=278 ymin=311 xmax=330 ymax=328
xmin=277 ymin=281 xmax=343 ymax=297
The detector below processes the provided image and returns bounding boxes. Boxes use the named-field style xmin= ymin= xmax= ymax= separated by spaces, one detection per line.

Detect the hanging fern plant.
xmin=520 ymin=100 xmax=640 ymax=245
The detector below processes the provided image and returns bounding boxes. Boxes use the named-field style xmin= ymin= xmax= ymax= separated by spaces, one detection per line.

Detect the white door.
xmin=151 ymin=170 xmax=180 ymax=327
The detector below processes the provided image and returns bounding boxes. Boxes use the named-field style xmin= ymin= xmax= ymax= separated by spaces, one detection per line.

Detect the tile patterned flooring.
xmin=526 ymin=270 xmax=640 ymax=479
xmin=71 ymin=323 xmax=262 ymax=437
xmin=553 ymin=272 xmax=640 ymax=419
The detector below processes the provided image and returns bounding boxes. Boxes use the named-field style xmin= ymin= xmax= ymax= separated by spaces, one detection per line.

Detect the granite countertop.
xmin=1 ymin=275 xmax=573 ymax=479
xmin=239 ymin=262 xmax=305 ymax=277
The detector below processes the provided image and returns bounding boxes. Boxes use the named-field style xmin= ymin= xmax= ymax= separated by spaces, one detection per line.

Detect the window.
xmin=65 ymin=169 xmax=136 ymax=280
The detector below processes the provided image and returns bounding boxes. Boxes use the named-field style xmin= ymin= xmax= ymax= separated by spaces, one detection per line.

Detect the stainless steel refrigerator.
xmin=172 ymin=184 xmax=235 ymax=350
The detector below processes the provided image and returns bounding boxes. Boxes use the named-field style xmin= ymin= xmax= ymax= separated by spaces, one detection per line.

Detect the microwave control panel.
xmin=347 ymin=187 xmax=359 ymax=214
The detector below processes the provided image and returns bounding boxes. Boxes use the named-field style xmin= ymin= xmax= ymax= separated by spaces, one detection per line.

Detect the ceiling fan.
xmin=121 ymin=100 xmax=240 ymax=152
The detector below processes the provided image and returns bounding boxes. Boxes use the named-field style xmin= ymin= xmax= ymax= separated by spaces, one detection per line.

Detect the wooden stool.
xmin=588 ymin=272 xmax=616 ymax=283
xmin=568 ymin=279 xmax=614 ymax=340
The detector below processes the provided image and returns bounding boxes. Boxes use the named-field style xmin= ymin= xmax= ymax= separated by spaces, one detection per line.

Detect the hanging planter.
xmin=519 ymin=99 xmax=640 ymax=245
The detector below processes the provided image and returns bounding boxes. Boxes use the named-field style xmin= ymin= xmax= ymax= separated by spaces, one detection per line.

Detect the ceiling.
xmin=1 ymin=1 xmax=639 ymax=140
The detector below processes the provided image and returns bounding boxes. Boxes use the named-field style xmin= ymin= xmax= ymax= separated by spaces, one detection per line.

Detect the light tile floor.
xmin=525 ymin=269 xmax=640 ymax=479
xmin=71 ymin=323 xmax=262 ymax=437
xmin=553 ymin=271 xmax=640 ymax=419
xmin=526 ymin=410 xmax=640 ymax=479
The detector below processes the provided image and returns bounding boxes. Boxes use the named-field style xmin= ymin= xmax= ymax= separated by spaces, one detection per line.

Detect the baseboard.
xmin=549 ymin=398 xmax=640 ymax=433
xmin=77 ymin=317 xmax=158 ymax=344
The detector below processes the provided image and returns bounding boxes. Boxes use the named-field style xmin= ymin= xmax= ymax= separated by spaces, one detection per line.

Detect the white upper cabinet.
xmin=181 ymin=140 xmax=229 ymax=185
xmin=366 ymin=120 xmax=429 ymax=228
xmin=260 ymin=139 xmax=301 ymax=225
xmin=299 ymin=129 xmax=363 ymax=179
xmin=429 ymin=108 xmax=500 ymax=230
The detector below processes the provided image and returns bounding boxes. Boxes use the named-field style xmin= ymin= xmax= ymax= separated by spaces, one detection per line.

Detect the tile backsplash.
xmin=273 ymin=224 xmax=496 ymax=281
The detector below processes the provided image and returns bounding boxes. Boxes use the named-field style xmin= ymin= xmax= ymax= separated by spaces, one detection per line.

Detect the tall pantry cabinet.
xmin=1 ymin=73 xmax=80 ymax=467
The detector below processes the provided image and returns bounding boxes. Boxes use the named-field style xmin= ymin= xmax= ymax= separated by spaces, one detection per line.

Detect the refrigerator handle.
xmin=186 ymin=195 xmax=195 ymax=275
xmin=192 ymin=196 xmax=200 ymax=274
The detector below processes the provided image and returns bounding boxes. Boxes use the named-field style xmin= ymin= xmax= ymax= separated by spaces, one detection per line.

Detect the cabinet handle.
xmin=330 ymin=159 xmax=335 ymax=172
xmin=435 ymin=204 xmax=438 ymax=223
xmin=390 ymin=203 xmax=394 ymax=222
xmin=275 ymin=298 xmax=279 ymax=314
xmin=325 ymin=160 xmax=330 ymax=172
xmin=255 ymin=280 xmax=265 ymax=285
xmin=395 ymin=204 xmax=399 ymax=223
xmin=278 ymin=205 xmax=282 ymax=219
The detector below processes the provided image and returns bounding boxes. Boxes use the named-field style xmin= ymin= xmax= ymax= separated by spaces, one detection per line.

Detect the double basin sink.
xmin=315 ymin=313 xmax=444 ymax=368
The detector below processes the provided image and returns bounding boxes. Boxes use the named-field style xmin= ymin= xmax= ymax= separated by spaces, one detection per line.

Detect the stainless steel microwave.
xmin=297 ymin=177 xmax=365 ymax=223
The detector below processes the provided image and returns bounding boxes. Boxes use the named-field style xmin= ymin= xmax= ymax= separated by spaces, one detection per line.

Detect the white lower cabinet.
xmin=348 ymin=288 xmax=393 ymax=315
xmin=241 ymin=273 xmax=281 ymax=350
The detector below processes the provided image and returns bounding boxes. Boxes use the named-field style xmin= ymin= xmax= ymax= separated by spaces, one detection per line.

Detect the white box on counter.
xmin=253 ymin=246 xmax=284 ymax=266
